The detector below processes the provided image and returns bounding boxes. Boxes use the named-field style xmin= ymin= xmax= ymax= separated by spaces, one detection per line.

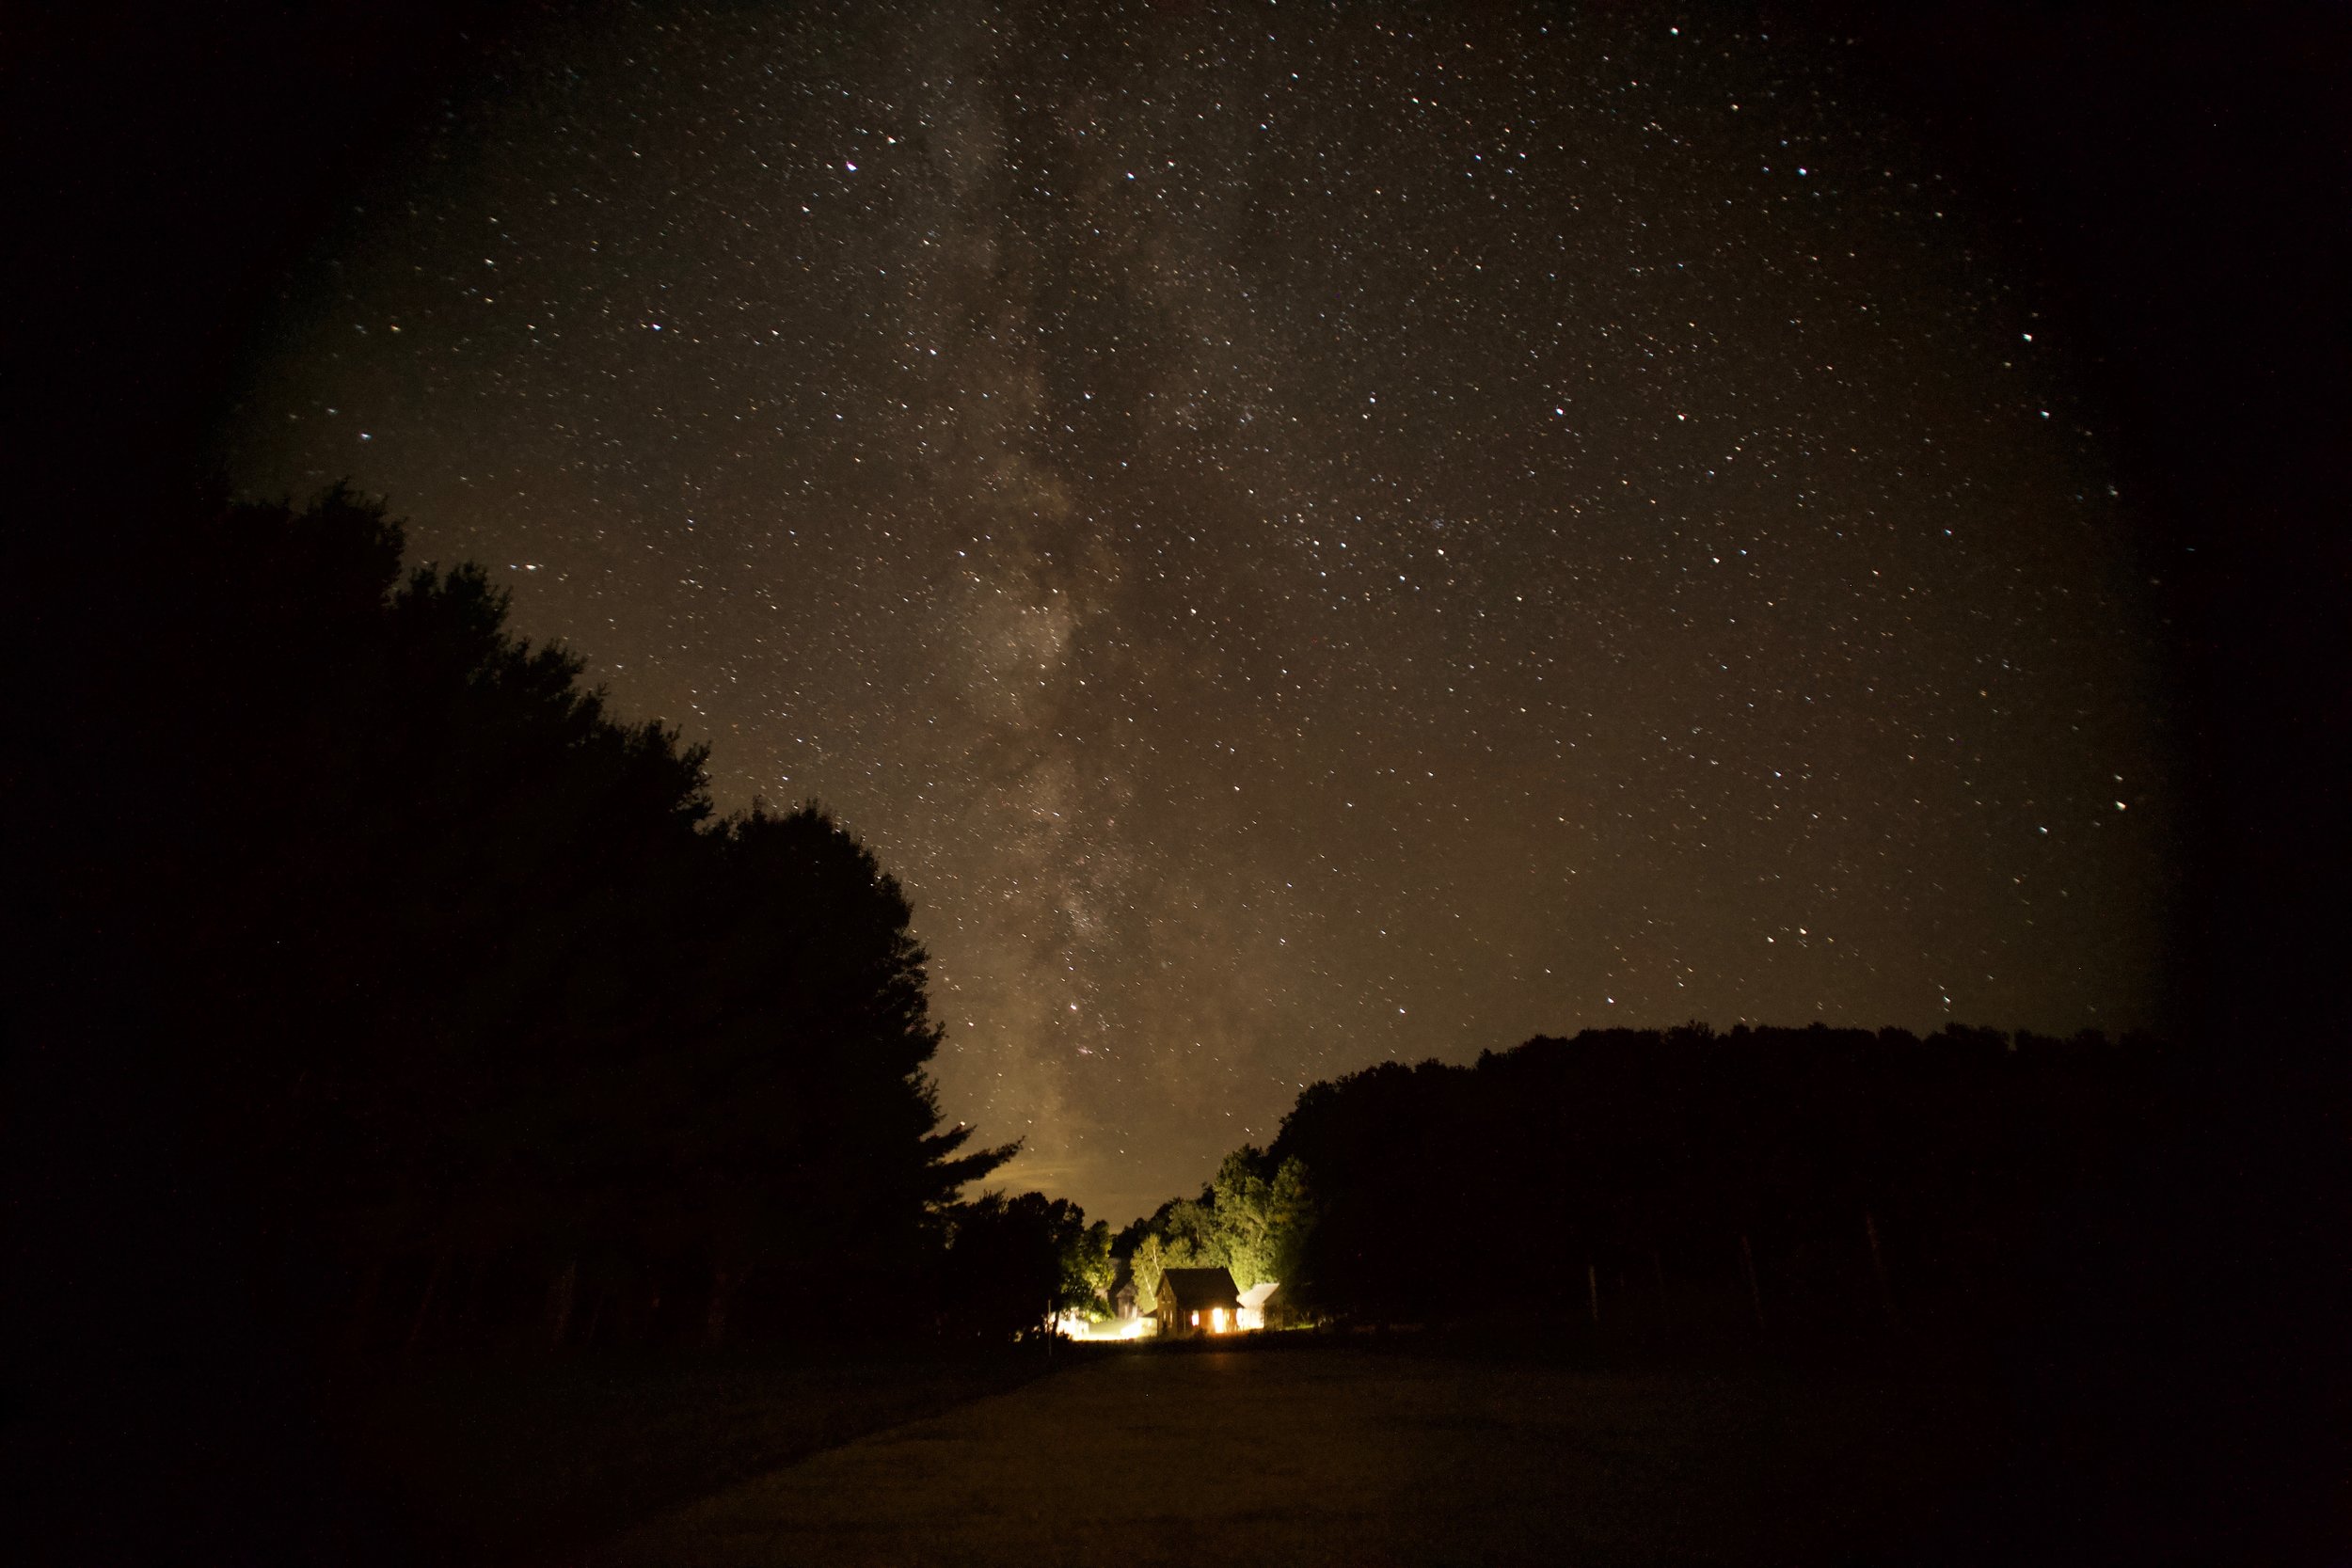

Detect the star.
xmin=221 ymin=0 xmax=2172 ymax=1224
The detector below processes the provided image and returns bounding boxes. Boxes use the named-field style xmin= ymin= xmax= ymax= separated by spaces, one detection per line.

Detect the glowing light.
xmin=1237 ymin=1280 xmax=1278 ymax=1330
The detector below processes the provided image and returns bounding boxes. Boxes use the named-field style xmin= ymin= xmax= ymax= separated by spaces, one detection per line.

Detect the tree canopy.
xmin=1130 ymin=1022 xmax=2185 ymax=1338
xmin=144 ymin=487 xmax=1029 ymax=1347
xmin=1117 ymin=1145 xmax=1311 ymax=1302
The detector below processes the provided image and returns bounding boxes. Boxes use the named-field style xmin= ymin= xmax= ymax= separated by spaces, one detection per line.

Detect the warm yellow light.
xmin=1189 ymin=1310 xmax=1200 ymax=1327
xmin=1211 ymin=1307 xmax=1227 ymax=1333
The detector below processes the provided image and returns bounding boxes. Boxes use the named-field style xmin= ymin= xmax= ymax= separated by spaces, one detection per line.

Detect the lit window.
xmin=1211 ymin=1307 xmax=1227 ymax=1333
xmin=1189 ymin=1310 xmax=1199 ymax=1326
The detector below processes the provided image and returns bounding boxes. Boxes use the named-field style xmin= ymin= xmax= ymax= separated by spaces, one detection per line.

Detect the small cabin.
xmin=1155 ymin=1266 xmax=1244 ymax=1338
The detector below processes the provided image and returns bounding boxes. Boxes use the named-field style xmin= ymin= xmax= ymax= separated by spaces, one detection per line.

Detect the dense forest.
xmin=1123 ymin=1023 xmax=2198 ymax=1341
xmin=119 ymin=488 xmax=1103 ymax=1352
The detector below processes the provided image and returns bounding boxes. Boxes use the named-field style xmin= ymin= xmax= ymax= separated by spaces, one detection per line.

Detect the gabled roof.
xmin=1157 ymin=1266 xmax=1242 ymax=1310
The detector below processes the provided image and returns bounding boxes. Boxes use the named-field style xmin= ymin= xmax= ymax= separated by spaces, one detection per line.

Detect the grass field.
xmin=593 ymin=1335 xmax=2010 ymax=1567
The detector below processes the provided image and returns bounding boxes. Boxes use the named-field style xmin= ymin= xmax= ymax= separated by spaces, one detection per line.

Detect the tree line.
xmin=83 ymin=487 xmax=2197 ymax=1357
xmin=1128 ymin=1022 xmax=2189 ymax=1339
xmin=130 ymin=488 xmax=1100 ymax=1353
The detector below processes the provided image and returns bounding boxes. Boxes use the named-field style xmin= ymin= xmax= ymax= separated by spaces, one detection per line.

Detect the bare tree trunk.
xmin=405 ymin=1247 xmax=452 ymax=1356
xmin=1865 ymin=1211 xmax=1899 ymax=1327
xmin=545 ymin=1259 xmax=578 ymax=1352
xmin=1740 ymin=1234 xmax=1764 ymax=1333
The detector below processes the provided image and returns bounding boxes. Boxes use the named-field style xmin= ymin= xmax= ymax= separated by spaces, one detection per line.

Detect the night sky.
xmin=219 ymin=1 xmax=2174 ymax=1223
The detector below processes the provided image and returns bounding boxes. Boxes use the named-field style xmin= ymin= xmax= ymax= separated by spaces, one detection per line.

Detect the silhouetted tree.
xmin=937 ymin=1191 xmax=1091 ymax=1341
xmin=139 ymin=487 xmax=1020 ymax=1351
xmin=1143 ymin=1023 xmax=2177 ymax=1338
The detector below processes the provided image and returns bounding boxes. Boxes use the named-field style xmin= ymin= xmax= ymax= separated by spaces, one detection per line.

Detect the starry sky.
xmin=218 ymin=0 xmax=2175 ymax=1225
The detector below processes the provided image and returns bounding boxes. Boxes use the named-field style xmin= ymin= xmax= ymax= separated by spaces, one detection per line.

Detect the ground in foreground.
xmin=341 ymin=1347 xmax=1059 ymax=1564
xmin=599 ymin=1338 xmax=2005 ymax=1567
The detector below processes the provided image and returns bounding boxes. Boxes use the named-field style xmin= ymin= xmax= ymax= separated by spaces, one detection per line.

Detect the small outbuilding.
xmin=1236 ymin=1279 xmax=1280 ymax=1330
xmin=1155 ymin=1266 xmax=1244 ymax=1338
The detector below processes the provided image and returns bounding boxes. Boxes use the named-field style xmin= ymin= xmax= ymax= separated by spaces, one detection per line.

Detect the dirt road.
xmin=597 ymin=1339 xmax=1997 ymax=1566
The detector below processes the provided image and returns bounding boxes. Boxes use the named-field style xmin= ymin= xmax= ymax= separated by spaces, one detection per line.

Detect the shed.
xmin=1236 ymin=1279 xmax=1279 ymax=1329
xmin=1155 ymin=1266 xmax=1244 ymax=1338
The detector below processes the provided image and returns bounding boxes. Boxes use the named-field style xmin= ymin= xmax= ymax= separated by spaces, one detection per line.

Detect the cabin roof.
xmin=1157 ymin=1266 xmax=1242 ymax=1310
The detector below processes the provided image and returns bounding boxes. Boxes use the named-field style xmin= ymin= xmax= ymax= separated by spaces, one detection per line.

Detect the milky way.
xmin=220 ymin=1 xmax=2174 ymax=1223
